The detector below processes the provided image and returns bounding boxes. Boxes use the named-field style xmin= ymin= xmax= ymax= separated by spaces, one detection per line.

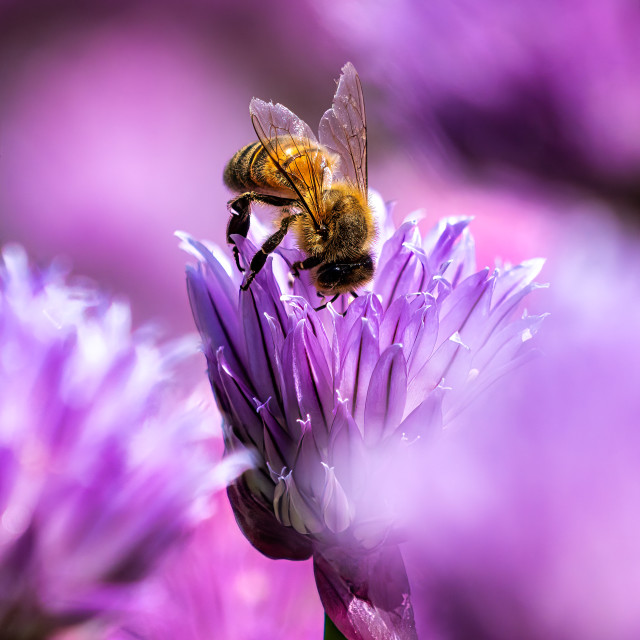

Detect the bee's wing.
xmin=250 ymin=98 xmax=330 ymax=231
xmin=318 ymin=62 xmax=367 ymax=196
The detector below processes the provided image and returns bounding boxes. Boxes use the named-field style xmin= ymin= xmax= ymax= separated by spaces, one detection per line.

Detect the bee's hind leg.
xmin=226 ymin=197 xmax=252 ymax=273
xmin=227 ymin=193 xmax=297 ymax=274
xmin=226 ymin=214 xmax=250 ymax=273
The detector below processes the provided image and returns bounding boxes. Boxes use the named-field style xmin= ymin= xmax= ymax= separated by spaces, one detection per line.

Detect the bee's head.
xmin=314 ymin=254 xmax=375 ymax=294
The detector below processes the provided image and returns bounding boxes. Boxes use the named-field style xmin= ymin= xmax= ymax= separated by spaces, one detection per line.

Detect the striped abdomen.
xmin=223 ymin=140 xmax=337 ymax=197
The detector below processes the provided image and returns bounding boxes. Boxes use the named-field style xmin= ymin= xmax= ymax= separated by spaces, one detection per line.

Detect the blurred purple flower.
xmin=0 ymin=246 xmax=240 ymax=638
xmin=315 ymin=0 xmax=640 ymax=208
xmin=182 ymin=198 xmax=545 ymax=639
xmin=402 ymin=212 xmax=640 ymax=640
xmin=109 ymin=490 xmax=323 ymax=640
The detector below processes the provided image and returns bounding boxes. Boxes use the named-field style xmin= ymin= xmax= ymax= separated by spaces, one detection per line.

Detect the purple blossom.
xmin=0 ymin=246 xmax=236 ymax=638
xmin=401 ymin=212 xmax=640 ymax=640
xmin=183 ymin=198 xmax=545 ymax=639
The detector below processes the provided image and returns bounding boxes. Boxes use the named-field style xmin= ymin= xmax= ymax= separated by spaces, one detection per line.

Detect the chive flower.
xmin=183 ymin=198 xmax=545 ymax=639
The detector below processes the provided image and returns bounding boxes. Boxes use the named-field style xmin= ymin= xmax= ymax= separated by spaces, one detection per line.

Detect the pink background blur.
xmin=0 ymin=1 xmax=583 ymax=336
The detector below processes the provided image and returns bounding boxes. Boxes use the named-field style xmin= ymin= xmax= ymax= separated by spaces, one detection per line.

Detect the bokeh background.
xmin=2 ymin=2 xmax=640 ymax=638
xmin=4 ymin=0 xmax=626 ymax=336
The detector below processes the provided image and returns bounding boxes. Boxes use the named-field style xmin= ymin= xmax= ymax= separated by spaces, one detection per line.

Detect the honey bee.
xmin=223 ymin=62 xmax=376 ymax=307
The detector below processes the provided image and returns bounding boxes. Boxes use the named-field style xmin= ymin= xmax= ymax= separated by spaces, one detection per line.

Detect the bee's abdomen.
xmin=225 ymin=140 xmax=334 ymax=198
xmin=224 ymin=142 xmax=296 ymax=196
xmin=223 ymin=142 xmax=263 ymax=193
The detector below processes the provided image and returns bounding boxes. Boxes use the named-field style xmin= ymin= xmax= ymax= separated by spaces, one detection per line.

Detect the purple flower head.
xmin=0 ymin=246 xmax=240 ymax=638
xmin=184 ymin=195 xmax=544 ymax=639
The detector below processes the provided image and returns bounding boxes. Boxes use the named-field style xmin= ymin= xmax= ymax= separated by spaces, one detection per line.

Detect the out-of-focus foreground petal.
xmin=0 ymin=246 xmax=231 ymax=638
xmin=108 ymin=490 xmax=323 ymax=640
xmin=402 ymin=212 xmax=640 ymax=640
xmin=314 ymin=544 xmax=415 ymax=640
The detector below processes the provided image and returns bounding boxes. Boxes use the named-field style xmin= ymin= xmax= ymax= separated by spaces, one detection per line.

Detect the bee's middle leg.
xmin=241 ymin=211 xmax=302 ymax=291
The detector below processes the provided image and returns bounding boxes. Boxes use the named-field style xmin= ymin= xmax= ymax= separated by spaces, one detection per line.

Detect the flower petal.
xmin=436 ymin=268 xmax=492 ymax=349
xmin=314 ymin=545 xmax=417 ymax=640
xmin=275 ymin=464 xmax=325 ymax=535
xmin=217 ymin=349 xmax=263 ymax=452
xmin=406 ymin=335 xmax=463 ymax=415
xmin=405 ymin=301 xmax=439 ymax=379
xmin=186 ymin=265 xmax=246 ymax=382
xmin=328 ymin=397 xmax=367 ymax=498
xmin=379 ymin=296 xmax=412 ymax=352
xmin=240 ymin=286 xmax=286 ymax=421
xmin=338 ymin=317 xmax=380 ymax=428
xmin=364 ymin=344 xmax=408 ymax=446
xmin=227 ymin=477 xmax=313 ymax=560
xmin=374 ymin=222 xmax=428 ymax=307
xmin=282 ymin=319 xmax=333 ymax=448
xmin=259 ymin=398 xmax=295 ymax=475
xmin=492 ymin=258 xmax=546 ymax=308
xmin=399 ymin=387 xmax=445 ymax=442
xmin=320 ymin=463 xmax=354 ymax=534
xmin=422 ymin=217 xmax=471 ymax=273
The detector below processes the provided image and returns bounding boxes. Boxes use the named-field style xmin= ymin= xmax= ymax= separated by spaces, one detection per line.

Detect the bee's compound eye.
xmin=316 ymin=263 xmax=344 ymax=289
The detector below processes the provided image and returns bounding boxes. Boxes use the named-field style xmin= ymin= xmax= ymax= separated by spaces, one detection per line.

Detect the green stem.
xmin=324 ymin=613 xmax=348 ymax=640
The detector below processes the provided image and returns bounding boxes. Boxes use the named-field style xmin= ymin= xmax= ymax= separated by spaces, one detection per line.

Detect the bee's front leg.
xmin=313 ymin=292 xmax=340 ymax=312
xmin=291 ymin=255 xmax=322 ymax=279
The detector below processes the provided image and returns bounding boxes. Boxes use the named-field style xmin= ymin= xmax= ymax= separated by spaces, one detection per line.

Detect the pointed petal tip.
xmin=448 ymin=215 xmax=474 ymax=225
xmin=176 ymin=232 xmax=206 ymax=260
xmin=342 ymin=61 xmax=356 ymax=74
xmin=400 ymin=209 xmax=426 ymax=225
xmin=174 ymin=229 xmax=191 ymax=243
